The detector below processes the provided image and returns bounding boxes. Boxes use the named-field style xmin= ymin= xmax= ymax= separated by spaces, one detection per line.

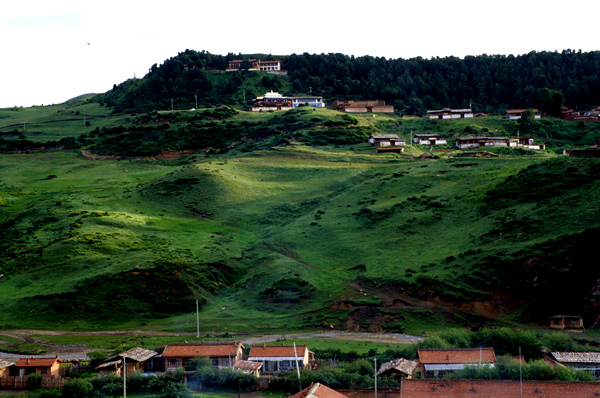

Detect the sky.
xmin=1 ymin=0 xmax=598 ymax=108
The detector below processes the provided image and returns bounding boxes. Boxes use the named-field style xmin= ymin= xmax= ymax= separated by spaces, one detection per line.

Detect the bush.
xmin=28 ymin=373 xmax=43 ymax=389
xmin=62 ymin=379 xmax=93 ymax=398
xmin=38 ymin=389 xmax=62 ymax=398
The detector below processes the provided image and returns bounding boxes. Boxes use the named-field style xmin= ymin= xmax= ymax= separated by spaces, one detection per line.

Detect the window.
xmin=41 ymin=368 xmax=48 ymax=374
xmin=168 ymin=359 xmax=179 ymax=367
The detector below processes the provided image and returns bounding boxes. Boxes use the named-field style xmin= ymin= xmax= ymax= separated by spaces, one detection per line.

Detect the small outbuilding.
xmin=248 ymin=344 xmax=314 ymax=374
xmin=549 ymin=315 xmax=584 ymax=330
xmin=377 ymin=358 xmax=418 ymax=379
xmin=289 ymin=382 xmax=348 ymax=398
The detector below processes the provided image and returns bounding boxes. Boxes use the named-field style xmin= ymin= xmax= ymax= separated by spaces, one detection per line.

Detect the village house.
xmin=416 ymin=348 xmax=496 ymax=379
xmin=376 ymin=358 xmax=418 ymax=379
xmin=12 ymin=356 xmax=62 ymax=378
xmin=561 ymin=106 xmax=600 ymax=121
xmin=96 ymin=347 xmax=158 ymax=376
xmin=248 ymin=344 xmax=314 ymax=374
xmin=413 ymin=134 xmax=447 ymax=145
xmin=397 ymin=379 xmax=600 ymax=398
xmin=226 ymin=59 xmax=281 ymax=72
xmin=162 ymin=342 xmax=244 ymax=371
xmin=290 ymin=383 xmax=348 ymax=398
xmin=368 ymin=134 xmax=405 ymax=147
xmin=331 ymin=100 xmax=394 ymax=113
xmin=547 ymin=351 xmax=600 ymax=379
xmin=426 ymin=108 xmax=473 ymax=120
xmin=455 ymin=136 xmax=512 ymax=149
xmin=505 ymin=109 xmax=542 ymax=120
xmin=549 ymin=315 xmax=584 ymax=330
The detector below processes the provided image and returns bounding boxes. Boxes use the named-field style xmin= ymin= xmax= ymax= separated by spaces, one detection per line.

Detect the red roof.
xmin=249 ymin=345 xmax=307 ymax=358
xmin=162 ymin=343 xmax=242 ymax=358
xmin=418 ymin=348 xmax=496 ymax=364
xmin=401 ymin=379 xmax=600 ymax=398
xmin=290 ymin=383 xmax=348 ymax=398
xmin=16 ymin=357 xmax=62 ymax=367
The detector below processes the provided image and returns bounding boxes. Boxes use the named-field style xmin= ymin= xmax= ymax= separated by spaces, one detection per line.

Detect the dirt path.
xmin=0 ymin=329 xmax=423 ymax=359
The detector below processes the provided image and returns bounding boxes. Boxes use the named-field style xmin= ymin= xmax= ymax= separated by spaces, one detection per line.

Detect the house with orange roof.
xmin=13 ymin=356 xmax=62 ymax=377
xmin=416 ymin=348 xmax=496 ymax=378
xmin=289 ymin=382 xmax=348 ymax=398
xmin=248 ymin=344 xmax=314 ymax=373
xmin=161 ymin=342 xmax=244 ymax=371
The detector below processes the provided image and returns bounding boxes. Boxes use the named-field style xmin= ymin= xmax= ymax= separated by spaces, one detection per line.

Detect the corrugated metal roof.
xmin=551 ymin=351 xmax=600 ymax=364
xmin=0 ymin=360 xmax=15 ymax=369
xmin=119 ymin=347 xmax=158 ymax=362
xmin=96 ymin=359 xmax=122 ymax=369
xmin=162 ymin=343 xmax=242 ymax=358
xmin=377 ymin=358 xmax=418 ymax=376
xmin=248 ymin=345 xmax=307 ymax=358
xmin=233 ymin=360 xmax=262 ymax=373
xmin=418 ymin=348 xmax=496 ymax=364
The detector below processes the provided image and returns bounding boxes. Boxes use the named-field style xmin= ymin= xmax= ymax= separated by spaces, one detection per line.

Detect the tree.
xmin=239 ymin=60 xmax=253 ymax=72
xmin=517 ymin=108 xmax=536 ymax=133
xmin=539 ymin=88 xmax=565 ymax=117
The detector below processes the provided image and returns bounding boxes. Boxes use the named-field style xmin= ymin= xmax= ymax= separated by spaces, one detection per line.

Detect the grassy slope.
xmin=1 ymin=102 xmax=600 ymax=333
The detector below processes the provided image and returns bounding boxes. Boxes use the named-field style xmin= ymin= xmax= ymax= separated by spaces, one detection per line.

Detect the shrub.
xmin=28 ymin=373 xmax=43 ymax=389
xmin=62 ymin=379 xmax=93 ymax=398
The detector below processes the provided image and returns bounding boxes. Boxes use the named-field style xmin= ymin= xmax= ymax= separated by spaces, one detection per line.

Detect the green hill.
xmin=1 ymin=122 xmax=599 ymax=331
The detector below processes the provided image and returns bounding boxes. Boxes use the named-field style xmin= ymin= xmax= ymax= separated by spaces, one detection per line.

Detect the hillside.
xmin=1 ymin=121 xmax=599 ymax=331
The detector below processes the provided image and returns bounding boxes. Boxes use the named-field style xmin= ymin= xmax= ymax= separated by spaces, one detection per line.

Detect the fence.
xmin=0 ymin=376 xmax=69 ymax=390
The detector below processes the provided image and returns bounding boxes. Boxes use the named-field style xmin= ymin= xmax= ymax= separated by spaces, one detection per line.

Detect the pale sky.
xmin=1 ymin=0 xmax=598 ymax=108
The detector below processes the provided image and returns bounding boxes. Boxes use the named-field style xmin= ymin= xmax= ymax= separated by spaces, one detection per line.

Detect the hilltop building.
xmin=331 ymin=100 xmax=394 ymax=113
xmin=413 ymin=133 xmax=447 ymax=145
xmin=426 ymin=108 xmax=473 ymax=120
xmin=250 ymin=91 xmax=324 ymax=112
xmin=227 ymin=59 xmax=281 ymax=72
xmin=505 ymin=109 xmax=542 ymax=120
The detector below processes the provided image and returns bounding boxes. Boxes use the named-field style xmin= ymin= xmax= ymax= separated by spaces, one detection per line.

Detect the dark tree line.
xmin=96 ymin=49 xmax=600 ymax=115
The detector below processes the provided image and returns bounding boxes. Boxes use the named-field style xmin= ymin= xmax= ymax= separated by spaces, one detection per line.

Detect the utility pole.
xmin=374 ymin=357 xmax=377 ymax=398
xmin=195 ymin=94 xmax=198 ymax=109
xmin=123 ymin=356 xmax=126 ymax=398
xmin=171 ymin=98 xmax=174 ymax=111
xmin=293 ymin=342 xmax=301 ymax=392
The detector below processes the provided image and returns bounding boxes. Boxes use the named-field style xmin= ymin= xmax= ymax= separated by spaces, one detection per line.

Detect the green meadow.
xmin=1 ymin=97 xmax=600 ymax=334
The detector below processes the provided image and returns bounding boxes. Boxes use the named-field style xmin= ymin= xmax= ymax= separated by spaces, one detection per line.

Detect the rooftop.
xmin=290 ymin=383 xmax=348 ymax=398
xmin=550 ymin=351 xmax=600 ymax=364
xmin=248 ymin=345 xmax=308 ymax=358
xmin=162 ymin=343 xmax=242 ymax=358
xmin=16 ymin=356 xmax=62 ymax=368
xmin=417 ymin=348 xmax=496 ymax=364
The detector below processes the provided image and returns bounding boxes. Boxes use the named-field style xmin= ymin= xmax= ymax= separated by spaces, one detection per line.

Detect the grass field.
xmin=1 ymin=100 xmax=600 ymax=333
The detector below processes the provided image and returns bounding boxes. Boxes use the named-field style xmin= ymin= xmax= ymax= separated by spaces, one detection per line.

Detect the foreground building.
xmin=416 ymin=348 xmax=496 ymax=378
xmin=162 ymin=342 xmax=244 ymax=371
xmin=248 ymin=344 xmax=314 ymax=374
xmin=547 ymin=351 xmax=600 ymax=379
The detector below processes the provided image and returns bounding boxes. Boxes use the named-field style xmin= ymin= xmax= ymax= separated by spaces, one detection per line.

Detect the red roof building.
xmin=290 ymin=383 xmax=348 ymax=398
xmin=14 ymin=356 xmax=62 ymax=377
xmin=417 ymin=348 xmax=496 ymax=378
xmin=162 ymin=343 xmax=243 ymax=370
xmin=248 ymin=344 xmax=314 ymax=373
